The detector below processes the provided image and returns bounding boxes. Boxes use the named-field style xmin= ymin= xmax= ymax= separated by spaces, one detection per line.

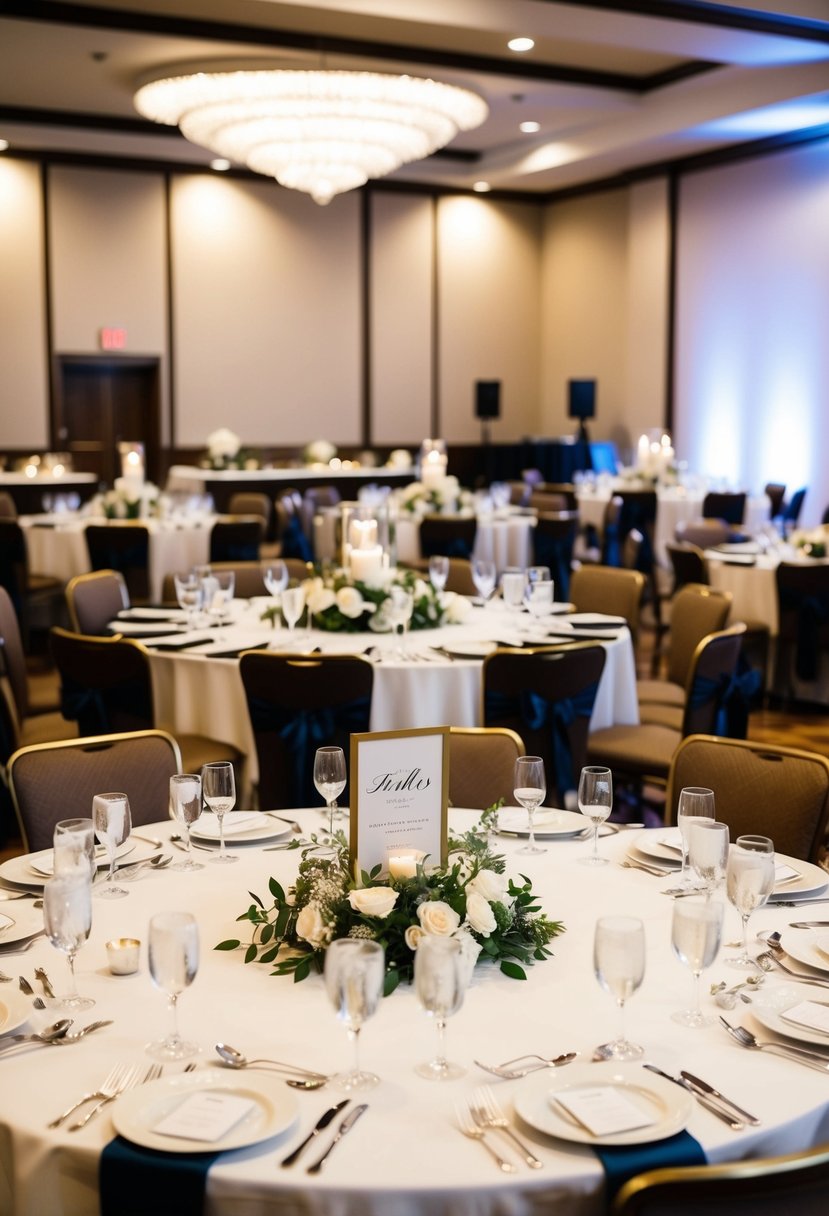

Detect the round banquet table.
xmin=1 ymin=814 xmax=828 ymax=1216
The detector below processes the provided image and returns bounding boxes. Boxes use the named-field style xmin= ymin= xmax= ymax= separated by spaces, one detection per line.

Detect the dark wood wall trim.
xmin=360 ymin=190 xmax=371 ymax=448
xmin=40 ymin=163 xmax=56 ymax=447
xmin=163 ymin=171 xmax=175 ymax=449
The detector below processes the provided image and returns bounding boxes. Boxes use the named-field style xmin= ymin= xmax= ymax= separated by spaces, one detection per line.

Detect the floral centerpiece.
xmin=96 ymin=479 xmax=160 ymax=520
xmin=791 ymin=525 xmax=828 ymax=559
xmin=216 ymin=814 xmax=564 ymax=993
xmin=303 ymin=439 xmax=338 ymax=466
xmin=399 ymin=475 xmax=471 ymax=516
xmin=203 ymin=428 xmax=259 ymax=470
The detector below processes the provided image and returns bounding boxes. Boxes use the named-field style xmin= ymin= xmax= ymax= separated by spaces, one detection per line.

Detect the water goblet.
xmin=43 ymin=870 xmax=95 ymax=1010
xmin=324 ymin=938 xmax=384 ymax=1092
xmin=147 ymin=911 xmax=199 ymax=1060
xmin=314 ymin=746 xmax=346 ymax=834
xmin=525 ymin=579 xmax=555 ymax=626
xmin=264 ymin=561 xmax=288 ymax=599
xmin=53 ymin=817 xmax=96 ymax=881
xmin=414 ymin=935 xmax=467 ymax=1081
xmin=203 ymin=570 xmax=235 ymax=637
xmin=169 ymin=774 xmax=204 ymax=872
xmin=500 ymin=570 xmax=527 ymax=615
xmin=471 ymin=559 xmax=496 ymax=607
xmin=201 ymin=761 xmax=237 ymax=865
xmin=174 ymin=572 xmax=202 ymax=630
xmin=593 ymin=916 xmax=645 ymax=1060
xmin=281 ymin=585 xmax=306 ymax=643
xmin=578 ymin=766 xmax=612 ymax=866
xmin=671 ymin=895 xmax=724 ymax=1027
xmin=688 ymin=820 xmax=729 ymax=896
xmin=676 ymin=787 xmax=715 ymax=888
xmin=428 ymin=555 xmax=450 ymax=593
xmin=725 ymin=834 xmax=775 ymax=969
xmin=513 ymin=755 xmax=546 ymax=855
xmin=92 ymin=792 xmax=132 ymax=898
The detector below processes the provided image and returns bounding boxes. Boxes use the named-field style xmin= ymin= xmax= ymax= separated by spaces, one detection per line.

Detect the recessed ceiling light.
xmin=472 ymin=180 xmax=491 ymax=193
xmin=210 ymin=158 xmax=231 ymax=171
xmin=0 ymin=139 xmax=9 ymax=152
xmin=520 ymin=121 xmax=541 ymax=134
xmin=508 ymin=37 xmax=535 ymax=53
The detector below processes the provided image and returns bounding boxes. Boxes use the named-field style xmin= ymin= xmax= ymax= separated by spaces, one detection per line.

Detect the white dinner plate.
xmin=778 ymin=929 xmax=829 ymax=975
xmin=765 ymin=855 xmax=829 ymax=901
xmin=751 ymin=983 xmax=829 ymax=1048
xmin=438 ymin=640 xmax=499 ymax=660
xmin=497 ymin=808 xmax=589 ymax=839
xmin=0 ymin=990 xmax=32 ymax=1036
xmin=118 ymin=608 xmax=187 ymax=623
xmin=0 ymin=901 xmax=47 ymax=946
xmin=111 ymin=621 xmax=186 ymax=636
xmin=567 ymin=613 xmax=628 ymax=628
xmin=112 ymin=1070 xmax=299 ymax=1153
xmin=513 ymin=1062 xmax=692 ymax=1147
xmin=633 ymin=831 xmax=684 ymax=866
xmin=0 ymin=840 xmax=138 ymax=888
xmin=27 ymin=839 xmax=137 ymax=878
xmin=191 ymin=811 xmax=291 ymax=844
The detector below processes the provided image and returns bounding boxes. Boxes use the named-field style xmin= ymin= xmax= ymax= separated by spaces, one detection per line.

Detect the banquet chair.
xmin=273 ymin=497 xmax=314 ymax=561
xmin=49 ymin=627 xmax=242 ymax=778
xmin=612 ymin=1140 xmax=829 ymax=1216
xmin=637 ymin=584 xmax=732 ymax=712
xmin=239 ymin=651 xmax=374 ymax=810
xmin=569 ymin=566 xmax=646 ymax=643
xmin=84 ymin=523 xmax=150 ymax=603
xmin=666 ymin=734 xmax=829 ymax=863
xmin=482 ymin=643 xmax=606 ymax=805
xmin=507 ymin=481 xmax=531 ymax=508
xmin=227 ymin=492 xmax=272 ymax=538
xmin=66 ymin=569 xmax=129 ymax=634
xmin=419 ymin=515 xmax=477 ymax=561
xmin=528 ymin=490 xmax=569 ymax=513
xmin=532 ymin=511 xmax=579 ymax=601
xmin=774 ymin=561 xmax=829 ymax=698
xmin=665 ymin=541 xmax=708 ymax=594
xmin=209 ymin=518 xmax=262 ymax=563
xmin=674 ymin=517 xmax=730 ymax=549
xmin=764 ymin=481 xmax=786 ymax=521
xmin=0 ymin=492 xmax=17 ymax=519
xmin=0 ymin=519 xmax=63 ymax=643
xmin=702 ymin=490 xmax=747 ymax=526
xmin=781 ymin=486 xmax=807 ymax=529
xmin=8 ymin=729 xmax=182 ymax=852
xmin=534 ymin=482 xmax=578 ymax=510
xmin=448 ymin=727 xmax=525 ymax=810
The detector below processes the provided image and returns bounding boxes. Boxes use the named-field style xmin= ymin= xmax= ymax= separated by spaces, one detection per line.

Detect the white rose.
xmin=418 ymin=900 xmax=460 ymax=936
xmin=295 ymin=902 xmax=327 ymax=948
xmin=413 ymin=578 xmax=430 ymax=601
xmin=453 ymin=927 xmax=483 ymax=984
xmin=335 ymin=586 xmax=366 ymax=619
xmin=467 ymin=868 xmax=510 ymax=904
xmin=404 ymin=924 xmax=424 ymax=951
xmin=206 ymin=428 xmax=241 ymax=459
xmin=348 ymin=886 xmax=399 ymax=919
xmin=465 ymin=891 xmax=497 ymax=937
xmin=403 ymin=481 xmax=425 ymax=503
xmin=442 ymin=592 xmax=472 ymax=624
xmin=307 ymin=586 xmax=337 ymax=615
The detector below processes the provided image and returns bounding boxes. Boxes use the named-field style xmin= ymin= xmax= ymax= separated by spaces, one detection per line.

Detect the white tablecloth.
xmin=1 ymin=815 xmax=827 ymax=1216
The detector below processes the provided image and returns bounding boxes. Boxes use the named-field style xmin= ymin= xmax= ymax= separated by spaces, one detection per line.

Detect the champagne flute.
xmin=281 ymin=584 xmax=306 ymax=643
xmin=671 ymin=895 xmax=724 ymax=1027
xmin=169 ymin=774 xmax=204 ymax=872
xmin=578 ymin=766 xmax=612 ymax=866
xmin=726 ymin=834 xmax=775 ymax=969
xmin=264 ymin=560 xmax=288 ymax=598
xmin=593 ymin=916 xmax=645 ymax=1060
xmin=414 ymin=935 xmax=467 ymax=1081
xmin=53 ymin=818 xmax=96 ymax=881
xmin=201 ymin=761 xmax=237 ymax=864
xmin=314 ymin=746 xmax=346 ymax=834
xmin=43 ymin=870 xmax=94 ymax=1010
xmin=513 ymin=755 xmax=546 ymax=856
xmin=324 ymin=938 xmax=384 ymax=1092
xmin=147 ymin=911 xmax=199 ymax=1060
xmin=471 ymin=559 xmax=496 ymax=607
xmin=676 ymin=787 xmax=715 ymax=888
xmin=92 ymin=792 xmax=132 ymax=898
xmin=174 ymin=572 xmax=202 ymax=630
xmin=428 ymin=555 xmax=450 ymax=593
xmin=688 ymin=820 xmax=730 ymax=896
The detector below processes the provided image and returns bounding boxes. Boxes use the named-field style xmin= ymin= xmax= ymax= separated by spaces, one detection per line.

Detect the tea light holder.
xmin=387 ymin=848 xmax=425 ymax=881
xmin=106 ymin=937 xmax=141 ymax=975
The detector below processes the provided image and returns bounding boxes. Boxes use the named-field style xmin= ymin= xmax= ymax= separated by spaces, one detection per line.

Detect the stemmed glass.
xmin=314 ymin=746 xmax=346 ymax=834
xmin=324 ymin=938 xmax=384 ymax=1092
xmin=53 ymin=818 xmax=96 ymax=880
xmin=688 ymin=820 xmax=730 ymax=896
xmin=281 ymin=585 xmax=306 ymax=643
xmin=501 ymin=570 xmax=527 ymax=616
xmin=671 ymin=895 xmax=724 ymax=1027
xmin=471 ymin=559 xmax=496 ymax=607
xmin=169 ymin=774 xmax=204 ymax=872
xmin=174 ymin=572 xmax=202 ymax=630
xmin=147 ymin=911 xmax=199 ymax=1060
xmin=203 ymin=570 xmax=235 ymax=637
xmin=676 ymin=787 xmax=715 ymax=888
xmin=525 ymin=579 xmax=555 ymax=627
xmin=388 ymin=585 xmax=414 ymax=657
xmin=593 ymin=916 xmax=645 ymax=1060
xmin=578 ymin=766 xmax=613 ymax=866
xmin=43 ymin=870 xmax=95 ymax=1010
xmin=92 ymin=792 xmax=132 ymax=899
xmin=428 ymin=556 xmax=450 ymax=593
xmin=201 ymin=761 xmax=237 ymax=864
xmin=414 ymin=935 xmax=467 ymax=1081
xmin=264 ymin=561 xmax=288 ymax=599
xmin=513 ymin=755 xmax=546 ymax=855
xmin=726 ymin=834 xmax=775 ymax=969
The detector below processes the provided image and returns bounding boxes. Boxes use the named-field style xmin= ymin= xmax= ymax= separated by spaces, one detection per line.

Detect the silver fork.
xmin=755 ymin=950 xmax=829 ymax=989
xmin=620 ymin=858 xmax=671 ymax=877
xmin=67 ymin=1063 xmax=144 ymax=1130
xmin=474 ymin=1051 xmax=577 ymax=1079
xmin=455 ymin=1103 xmax=516 ymax=1173
xmin=720 ymin=1018 xmax=829 ymax=1072
xmin=48 ymin=1062 xmax=131 ymax=1128
xmin=471 ymin=1087 xmax=542 ymax=1168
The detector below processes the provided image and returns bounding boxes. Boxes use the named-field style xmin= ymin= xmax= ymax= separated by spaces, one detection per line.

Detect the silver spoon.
xmin=0 ymin=1019 xmax=73 ymax=1050
xmin=215 ymin=1043 xmax=329 ymax=1085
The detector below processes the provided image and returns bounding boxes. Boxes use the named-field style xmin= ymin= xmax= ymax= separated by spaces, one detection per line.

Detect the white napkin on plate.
xmin=196 ymin=811 xmax=262 ymax=838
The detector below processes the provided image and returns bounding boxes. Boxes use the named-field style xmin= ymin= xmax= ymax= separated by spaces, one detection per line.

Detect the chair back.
xmin=8 ymin=729 xmax=181 ymax=851
xmin=239 ymin=651 xmax=374 ymax=809
xmin=419 ymin=515 xmax=477 ymax=561
xmin=51 ymin=627 xmax=153 ymax=737
xmin=0 ymin=585 xmax=29 ymax=721
xmin=84 ymin=524 xmax=150 ymax=602
xmin=209 ymin=519 xmax=262 ymax=563
xmin=775 ymin=561 xmax=829 ymax=687
xmin=666 ymin=541 xmax=708 ymax=594
xmin=665 ymin=584 xmax=731 ymax=687
xmin=675 ymin=517 xmax=730 ymax=548
xmin=702 ymin=491 xmax=746 ymax=526
xmin=667 ymin=734 xmax=829 ymax=863
xmin=66 ymin=569 xmax=129 ymax=634
xmin=764 ymin=482 xmax=786 ymax=519
xmin=537 ymin=482 xmax=578 ymax=510
xmin=532 ymin=511 xmax=578 ymax=601
xmin=616 ymin=491 xmax=657 ymax=571
xmin=681 ymin=623 xmax=745 ymax=737
xmin=782 ymin=486 xmax=807 ymax=525
xmin=273 ymin=497 xmax=313 ymax=561
xmin=448 ymin=727 xmax=525 ymax=810
xmin=507 ymin=481 xmax=530 ymax=508
xmin=0 ymin=520 xmax=29 ymax=622
xmin=529 ymin=491 xmax=568 ymax=513
xmin=0 ymin=492 xmax=17 ymax=519
xmin=440 ymin=559 xmax=477 ymax=596
xmin=482 ymin=643 xmax=606 ymax=803
xmin=569 ymin=566 xmax=645 ymax=641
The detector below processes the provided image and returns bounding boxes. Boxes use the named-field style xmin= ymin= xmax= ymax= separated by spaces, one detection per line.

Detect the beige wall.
xmin=625 ymin=179 xmax=670 ymax=443
xmin=0 ymin=160 xmax=48 ymax=446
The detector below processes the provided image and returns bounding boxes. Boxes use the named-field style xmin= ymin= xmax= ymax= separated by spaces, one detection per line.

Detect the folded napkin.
xmin=196 ymin=811 xmax=262 ymax=838
xmin=100 ymin=1136 xmax=220 ymax=1216
xmin=595 ymin=1130 xmax=706 ymax=1203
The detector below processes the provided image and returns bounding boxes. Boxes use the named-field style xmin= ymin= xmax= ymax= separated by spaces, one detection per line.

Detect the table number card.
xmin=350 ymin=727 xmax=449 ymax=874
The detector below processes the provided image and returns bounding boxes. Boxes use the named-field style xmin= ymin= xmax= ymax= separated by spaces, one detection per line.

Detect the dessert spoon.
xmin=215 ymin=1043 xmax=329 ymax=1084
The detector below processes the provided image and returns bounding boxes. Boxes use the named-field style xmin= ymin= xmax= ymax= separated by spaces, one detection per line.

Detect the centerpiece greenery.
xmin=216 ymin=810 xmax=564 ymax=994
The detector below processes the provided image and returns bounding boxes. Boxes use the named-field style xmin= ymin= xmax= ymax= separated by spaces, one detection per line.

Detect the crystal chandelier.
xmin=134 ymin=66 xmax=488 ymax=205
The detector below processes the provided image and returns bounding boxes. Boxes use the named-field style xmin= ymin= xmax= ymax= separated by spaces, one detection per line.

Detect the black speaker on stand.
xmin=475 ymin=380 xmax=500 ymax=484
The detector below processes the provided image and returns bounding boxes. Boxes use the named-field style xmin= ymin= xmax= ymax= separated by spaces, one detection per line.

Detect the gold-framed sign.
xmin=349 ymin=726 xmax=449 ymax=875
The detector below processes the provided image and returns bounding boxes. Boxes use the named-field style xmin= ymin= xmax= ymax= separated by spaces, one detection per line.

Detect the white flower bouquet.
xmin=97 ymin=479 xmax=160 ymax=520
xmin=303 ymin=439 xmax=337 ymax=466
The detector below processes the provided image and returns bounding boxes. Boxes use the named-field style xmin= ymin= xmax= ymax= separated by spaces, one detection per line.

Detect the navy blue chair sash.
xmin=485 ymin=682 xmax=599 ymax=796
xmin=281 ymin=515 xmax=313 ymax=562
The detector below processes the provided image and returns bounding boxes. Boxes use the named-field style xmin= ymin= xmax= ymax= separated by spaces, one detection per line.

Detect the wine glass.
xmin=92 ymin=792 xmax=132 ymax=898
xmin=725 ymin=834 xmax=775 ymax=969
xmin=43 ymin=870 xmax=94 ymax=1010
xmin=593 ymin=916 xmax=645 ymax=1060
xmin=676 ymin=787 xmax=715 ymax=888
xmin=525 ymin=579 xmax=555 ymax=625
xmin=414 ymin=935 xmax=467 ymax=1081
xmin=688 ymin=820 xmax=730 ymax=896
xmin=264 ymin=561 xmax=288 ymax=599
xmin=388 ymin=585 xmax=414 ymax=657
xmin=578 ymin=766 xmax=612 ymax=866
xmin=314 ymin=746 xmax=346 ymax=834
xmin=281 ymin=585 xmax=306 ymax=643
xmin=201 ymin=761 xmax=237 ymax=865
xmin=471 ymin=559 xmax=496 ymax=607
xmin=324 ymin=938 xmax=385 ymax=1091
xmin=169 ymin=774 xmax=204 ymax=872
xmin=203 ymin=570 xmax=235 ymax=635
xmin=53 ymin=818 xmax=96 ymax=881
xmin=513 ymin=755 xmax=546 ymax=855
xmin=428 ymin=555 xmax=450 ymax=593
xmin=500 ymin=570 xmax=527 ymax=615
xmin=147 ymin=911 xmax=199 ymax=1060
xmin=671 ymin=895 xmax=724 ymax=1027
xmin=174 ymin=572 xmax=202 ymax=630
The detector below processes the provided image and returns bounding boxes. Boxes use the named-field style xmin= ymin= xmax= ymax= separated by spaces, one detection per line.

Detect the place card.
xmin=774 ymin=863 xmax=801 ymax=885
xmin=153 ymin=1090 xmax=257 ymax=1142
xmin=552 ymin=1086 xmax=655 ymax=1137
xmin=779 ymin=1000 xmax=829 ymax=1035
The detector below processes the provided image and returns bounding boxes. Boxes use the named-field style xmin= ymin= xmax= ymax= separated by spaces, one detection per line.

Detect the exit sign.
xmin=99 ymin=327 xmax=127 ymax=350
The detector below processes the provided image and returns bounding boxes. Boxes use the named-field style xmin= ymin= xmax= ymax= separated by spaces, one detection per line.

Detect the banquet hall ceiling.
xmin=1 ymin=0 xmax=828 ymax=196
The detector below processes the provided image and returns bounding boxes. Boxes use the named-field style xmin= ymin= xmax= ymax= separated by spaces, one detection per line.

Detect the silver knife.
xmin=768 ymin=898 xmax=829 ymax=907
xmin=306 ymin=1103 xmax=368 ymax=1174
xmin=280 ymin=1100 xmax=349 ymax=1167
xmin=789 ymin=921 xmax=829 ymax=929
xmin=642 ymin=1064 xmax=743 ymax=1131
xmin=680 ymin=1071 xmax=761 ymax=1126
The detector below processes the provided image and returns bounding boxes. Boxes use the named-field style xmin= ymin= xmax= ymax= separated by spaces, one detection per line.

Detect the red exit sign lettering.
xmin=99 ymin=327 xmax=127 ymax=350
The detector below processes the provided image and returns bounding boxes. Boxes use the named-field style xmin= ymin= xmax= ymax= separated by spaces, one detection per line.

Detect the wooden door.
xmin=53 ymin=356 xmax=161 ymax=486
